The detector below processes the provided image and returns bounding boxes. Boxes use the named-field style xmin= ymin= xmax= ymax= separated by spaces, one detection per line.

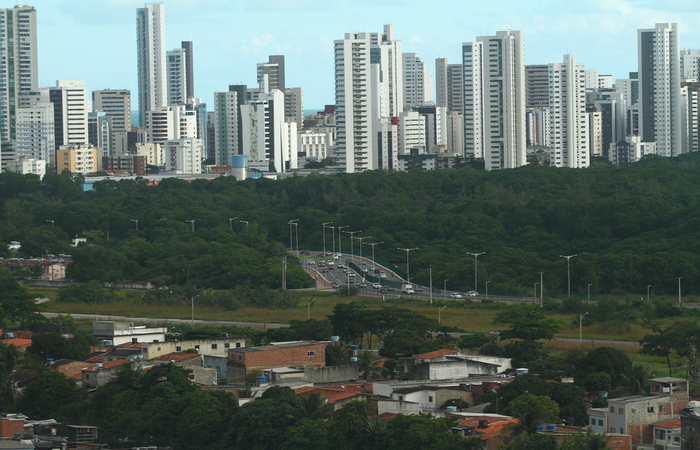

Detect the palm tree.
xmin=293 ymin=392 xmax=333 ymax=420
xmin=357 ymin=351 xmax=381 ymax=380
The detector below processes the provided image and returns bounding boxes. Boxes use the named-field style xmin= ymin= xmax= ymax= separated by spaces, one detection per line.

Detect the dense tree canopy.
xmin=2 ymin=154 xmax=700 ymax=295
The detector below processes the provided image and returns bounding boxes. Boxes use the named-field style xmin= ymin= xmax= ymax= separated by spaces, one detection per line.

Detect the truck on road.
xmin=401 ymin=283 xmax=415 ymax=294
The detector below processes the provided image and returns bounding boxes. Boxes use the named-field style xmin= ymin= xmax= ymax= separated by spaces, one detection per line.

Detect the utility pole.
xmin=467 ymin=252 xmax=485 ymax=293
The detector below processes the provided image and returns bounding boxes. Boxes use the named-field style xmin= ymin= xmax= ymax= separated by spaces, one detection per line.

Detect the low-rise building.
xmin=652 ymin=418 xmax=681 ymax=449
xmin=139 ymin=336 xmax=245 ymax=360
xmin=92 ymin=321 xmax=166 ymax=346
xmin=227 ymin=341 xmax=327 ymax=381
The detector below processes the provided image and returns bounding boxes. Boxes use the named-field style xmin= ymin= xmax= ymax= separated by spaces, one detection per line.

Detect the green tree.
xmin=575 ymin=347 xmax=632 ymax=388
xmin=292 ymin=392 xmax=333 ymax=421
xmin=14 ymin=370 xmax=87 ymax=421
xmin=503 ymin=393 xmax=560 ymax=426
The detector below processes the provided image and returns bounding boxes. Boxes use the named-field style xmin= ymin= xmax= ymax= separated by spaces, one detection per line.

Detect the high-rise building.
xmin=136 ymin=3 xmax=167 ymax=126
xmin=446 ymin=64 xmax=464 ymax=114
xmin=88 ymin=111 xmax=112 ymax=157
xmin=463 ymin=30 xmax=526 ymax=170
xmin=258 ymin=55 xmax=285 ymax=93
xmin=50 ymin=80 xmax=89 ymax=149
xmin=638 ymin=23 xmax=681 ymax=157
xmin=92 ymin=89 xmax=132 ymax=133
xmin=144 ymin=105 xmax=197 ymax=145
xmin=16 ymin=91 xmax=55 ymax=165
xmin=284 ymin=87 xmax=303 ymax=129
xmin=335 ymin=25 xmax=403 ymax=173
xmin=213 ymin=85 xmax=247 ymax=166
xmin=680 ymin=49 xmax=700 ymax=82
xmin=163 ymin=138 xmax=203 ymax=173
xmin=435 ymin=58 xmax=448 ymax=109
xmin=166 ymin=48 xmax=187 ymax=105
xmin=682 ymin=82 xmax=700 ymax=154
xmin=0 ymin=6 xmax=38 ymax=143
xmin=525 ymin=65 xmax=550 ymax=109
xmin=403 ymin=53 xmax=433 ymax=109
xmin=181 ymin=41 xmax=195 ymax=100
xmin=548 ymin=54 xmax=589 ymax=168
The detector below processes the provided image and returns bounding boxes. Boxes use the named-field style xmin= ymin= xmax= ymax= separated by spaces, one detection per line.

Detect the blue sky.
xmin=32 ymin=0 xmax=700 ymax=110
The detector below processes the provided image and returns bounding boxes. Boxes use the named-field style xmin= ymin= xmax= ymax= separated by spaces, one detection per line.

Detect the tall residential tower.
xmin=136 ymin=3 xmax=167 ymax=126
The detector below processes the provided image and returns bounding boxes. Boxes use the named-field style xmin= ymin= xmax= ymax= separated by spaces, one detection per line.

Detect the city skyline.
xmin=25 ymin=0 xmax=700 ymax=110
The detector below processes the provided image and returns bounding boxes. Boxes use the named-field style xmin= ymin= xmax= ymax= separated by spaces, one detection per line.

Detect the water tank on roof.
xmin=515 ymin=368 xmax=529 ymax=376
xmin=537 ymin=425 xmax=546 ymax=431
xmin=350 ymin=357 xmax=358 ymax=362
xmin=46 ymin=358 xmax=53 ymax=364
xmin=330 ymin=336 xmax=340 ymax=342
xmin=94 ymin=363 xmax=103 ymax=369
xmin=221 ymin=332 xmax=229 ymax=338
xmin=547 ymin=424 xmax=557 ymax=431
xmin=257 ymin=376 xmax=268 ymax=383
xmin=350 ymin=345 xmax=359 ymax=351
xmin=4 ymin=333 xmax=14 ymax=339
xmin=61 ymin=334 xmax=70 ymax=339
xmin=0 ymin=413 xmax=7 ymax=418
xmin=13 ymin=432 xmax=22 ymax=439
xmin=446 ymin=406 xmax=457 ymax=412
xmin=137 ymin=365 xmax=146 ymax=371
xmin=100 ymin=340 xmax=113 ymax=346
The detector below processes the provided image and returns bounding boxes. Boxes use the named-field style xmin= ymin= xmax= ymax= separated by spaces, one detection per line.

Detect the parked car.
xmin=450 ymin=292 xmax=464 ymax=299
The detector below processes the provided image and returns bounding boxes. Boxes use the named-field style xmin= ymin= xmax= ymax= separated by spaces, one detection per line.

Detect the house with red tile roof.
xmin=451 ymin=415 xmax=519 ymax=450
xmin=651 ymin=418 xmax=681 ymax=448
xmin=150 ymin=352 xmax=203 ymax=366
xmin=294 ymin=384 xmax=371 ymax=411
xmin=3 ymin=338 xmax=32 ymax=351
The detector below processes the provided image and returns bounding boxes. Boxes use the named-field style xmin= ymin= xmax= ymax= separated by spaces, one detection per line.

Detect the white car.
xmin=308 ymin=260 xmax=316 ymax=266
xmin=379 ymin=272 xmax=387 ymax=279
xmin=372 ymin=283 xmax=382 ymax=289
xmin=466 ymin=290 xmax=478 ymax=297
xmin=450 ymin=293 xmax=464 ymax=299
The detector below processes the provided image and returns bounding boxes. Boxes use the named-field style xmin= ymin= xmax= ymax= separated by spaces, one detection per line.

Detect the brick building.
xmin=227 ymin=341 xmax=327 ymax=380
xmin=0 ymin=414 xmax=24 ymax=439
xmin=607 ymin=377 xmax=689 ymax=446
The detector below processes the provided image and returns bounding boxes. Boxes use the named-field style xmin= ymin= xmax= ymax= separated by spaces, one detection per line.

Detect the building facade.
xmin=136 ymin=3 xmax=167 ymax=126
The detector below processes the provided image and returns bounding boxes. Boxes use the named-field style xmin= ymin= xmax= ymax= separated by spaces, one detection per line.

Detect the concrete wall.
xmin=377 ymin=399 xmax=421 ymax=416
xmin=411 ymin=360 xmax=498 ymax=381
xmin=434 ymin=388 xmax=473 ymax=408
xmin=303 ymin=365 xmax=358 ymax=383
xmin=204 ymin=355 xmax=228 ymax=379
xmin=184 ymin=365 xmax=218 ymax=386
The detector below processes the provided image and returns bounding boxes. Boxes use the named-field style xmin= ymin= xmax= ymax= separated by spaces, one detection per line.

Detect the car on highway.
xmin=380 ymin=287 xmax=391 ymax=294
xmin=358 ymin=282 xmax=367 ymax=288
xmin=466 ymin=291 xmax=478 ymax=297
xmin=372 ymin=283 xmax=382 ymax=289
xmin=379 ymin=272 xmax=387 ymax=278
xmin=450 ymin=292 xmax=464 ymax=299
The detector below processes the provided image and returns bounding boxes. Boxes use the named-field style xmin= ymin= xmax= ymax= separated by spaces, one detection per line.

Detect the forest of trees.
xmin=1 ymin=152 xmax=700 ymax=295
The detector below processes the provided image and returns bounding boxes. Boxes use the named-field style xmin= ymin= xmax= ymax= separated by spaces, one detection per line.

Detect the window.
xmin=176 ymin=346 xmax=181 ymax=352
xmin=237 ymin=354 xmax=242 ymax=360
xmin=428 ymin=396 xmax=434 ymax=403
xmin=618 ymin=408 xmax=623 ymax=414
xmin=609 ymin=406 xmax=615 ymax=413
xmin=189 ymin=374 xmax=195 ymax=380
xmin=212 ymin=344 xmax=218 ymax=350
xmin=224 ymin=343 xmax=230 ymax=349
xmin=236 ymin=343 xmax=241 ymax=348
xmin=195 ymin=345 xmax=200 ymax=350
xmin=598 ymin=419 xmax=604 ymax=426
xmin=307 ymin=351 xmax=316 ymax=356
xmin=647 ymin=406 xmax=654 ymax=413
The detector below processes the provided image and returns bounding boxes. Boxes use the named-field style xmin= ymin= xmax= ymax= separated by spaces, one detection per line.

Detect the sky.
xmin=29 ymin=0 xmax=700 ymax=110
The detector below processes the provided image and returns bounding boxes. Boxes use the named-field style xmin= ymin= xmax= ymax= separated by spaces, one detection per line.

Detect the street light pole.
xmin=439 ymin=306 xmax=447 ymax=325
xmin=344 ymin=230 xmax=361 ymax=264
xmin=130 ymin=219 xmax=139 ymax=231
xmin=239 ymin=220 xmax=249 ymax=228
xmin=429 ymin=268 xmax=433 ymax=305
xmin=322 ymin=222 xmax=333 ymax=254
xmin=288 ymin=219 xmax=299 ymax=252
xmin=540 ymin=272 xmax=544 ymax=307
xmin=579 ymin=312 xmax=589 ymax=343
xmin=678 ymin=277 xmax=682 ymax=306
xmin=467 ymin=252 xmax=485 ymax=293
xmin=444 ymin=279 xmax=449 ymax=302
xmin=46 ymin=219 xmax=55 ymax=227
xmin=647 ymin=285 xmax=651 ymax=303
xmin=329 ymin=226 xmax=335 ymax=254
xmin=534 ymin=282 xmax=539 ymax=303
xmin=588 ymin=284 xmax=592 ymax=304
xmin=486 ymin=281 xmax=490 ymax=300
xmin=186 ymin=219 xmax=199 ymax=232
xmin=559 ymin=254 xmax=577 ymax=298
xmin=397 ymin=247 xmax=418 ymax=282
xmin=229 ymin=217 xmax=237 ymax=231
xmin=307 ymin=298 xmax=315 ymax=320
xmin=354 ymin=236 xmax=370 ymax=265
xmin=337 ymin=226 xmax=349 ymax=255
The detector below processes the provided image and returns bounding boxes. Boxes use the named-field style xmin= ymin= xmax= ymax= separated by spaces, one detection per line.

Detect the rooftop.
xmin=418 ymin=349 xmax=458 ymax=359
xmin=151 ymin=352 xmax=201 ymax=363
xmin=230 ymin=341 xmax=324 ymax=353
xmin=653 ymin=418 xmax=681 ymax=429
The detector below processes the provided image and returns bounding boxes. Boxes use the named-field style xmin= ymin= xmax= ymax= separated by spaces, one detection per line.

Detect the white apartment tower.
xmin=16 ymin=90 xmax=55 ymax=165
xmin=335 ymin=24 xmax=403 ymax=173
xmin=166 ymin=48 xmax=187 ymax=105
xmin=403 ymin=53 xmax=433 ymax=109
xmin=462 ymin=30 xmax=526 ymax=170
xmin=638 ymin=23 xmax=681 ymax=157
xmin=136 ymin=3 xmax=167 ymax=126
xmin=213 ymin=85 xmax=246 ymax=166
xmin=0 ymin=6 xmax=38 ymax=143
xmin=50 ymin=80 xmax=89 ymax=148
xmin=92 ymin=90 xmax=132 ymax=133
xmin=548 ymin=54 xmax=590 ymax=168
xmin=680 ymin=49 xmax=700 ymax=82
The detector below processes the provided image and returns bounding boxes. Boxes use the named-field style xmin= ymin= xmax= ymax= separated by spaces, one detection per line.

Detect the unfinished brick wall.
xmin=0 ymin=417 xmax=24 ymax=439
xmin=229 ymin=343 xmax=327 ymax=376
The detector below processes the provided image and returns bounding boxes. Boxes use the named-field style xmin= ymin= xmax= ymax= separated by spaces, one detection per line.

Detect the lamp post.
xmin=588 ymin=284 xmax=592 ymax=304
xmin=486 ymin=281 xmax=490 ymax=300
xmin=130 ymin=219 xmax=139 ymax=231
xmin=678 ymin=277 xmax=682 ymax=306
xmin=647 ymin=285 xmax=651 ymax=303
xmin=186 ymin=219 xmax=199 ymax=232
xmin=46 ymin=219 xmax=54 ymax=227
xmin=444 ymin=279 xmax=449 ymax=302
xmin=322 ymin=222 xmax=333 ymax=254
xmin=398 ymin=247 xmax=418 ymax=282
xmin=228 ymin=217 xmax=237 ymax=231
xmin=307 ymin=298 xmax=315 ymax=320
xmin=344 ymin=230 xmax=361 ymax=263
xmin=288 ymin=219 xmax=299 ymax=252
xmin=534 ymin=282 xmax=539 ymax=303
xmin=354 ymin=236 xmax=370 ymax=266
xmin=337 ymin=225 xmax=349 ymax=254
xmin=329 ymin=226 xmax=335 ymax=254
xmin=467 ymin=252 xmax=485 ymax=293
xmin=439 ymin=306 xmax=447 ymax=324
xmin=579 ymin=312 xmax=589 ymax=343
xmin=364 ymin=241 xmax=382 ymax=269
xmin=540 ymin=271 xmax=544 ymax=308
xmin=239 ymin=220 xmax=249 ymax=228
xmin=429 ymin=268 xmax=434 ymax=305
xmin=559 ymin=254 xmax=577 ymax=298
